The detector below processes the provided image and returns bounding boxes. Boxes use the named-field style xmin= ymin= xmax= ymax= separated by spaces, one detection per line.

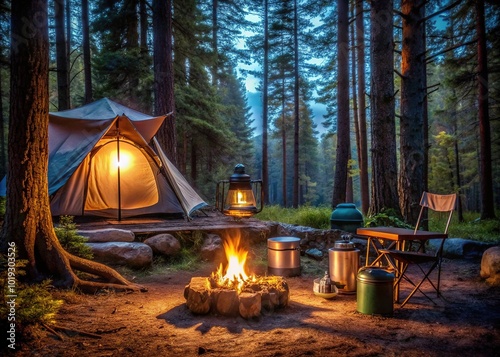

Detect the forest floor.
xmin=7 ymin=241 xmax=500 ymax=357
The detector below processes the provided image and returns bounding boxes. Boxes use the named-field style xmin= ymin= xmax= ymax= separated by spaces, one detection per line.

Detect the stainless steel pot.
xmin=328 ymin=239 xmax=360 ymax=294
xmin=267 ymin=237 xmax=301 ymax=277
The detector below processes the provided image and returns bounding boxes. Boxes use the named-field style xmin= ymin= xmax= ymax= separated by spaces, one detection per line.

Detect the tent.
xmin=0 ymin=98 xmax=207 ymax=220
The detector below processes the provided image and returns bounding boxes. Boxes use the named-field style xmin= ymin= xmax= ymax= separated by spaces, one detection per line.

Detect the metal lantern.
xmin=216 ymin=164 xmax=263 ymax=218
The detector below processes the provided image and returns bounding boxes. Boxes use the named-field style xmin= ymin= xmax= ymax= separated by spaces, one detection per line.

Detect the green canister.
xmin=356 ymin=267 xmax=394 ymax=316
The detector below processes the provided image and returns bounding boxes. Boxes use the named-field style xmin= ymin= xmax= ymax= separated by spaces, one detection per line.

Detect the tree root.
xmin=50 ymin=324 xmax=102 ymax=339
xmin=67 ymin=253 xmax=147 ymax=293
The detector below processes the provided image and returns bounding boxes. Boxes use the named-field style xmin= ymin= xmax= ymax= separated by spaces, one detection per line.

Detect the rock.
xmin=275 ymin=223 xmax=343 ymax=254
xmin=305 ymin=248 xmax=324 ymax=260
xmin=78 ymin=228 xmax=135 ymax=243
xmin=428 ymin=238 xmax=497 ymax=258
xmin=184 ymin=277 xmax=212 ymax=314
xmin=480 ymin=246 xmax=500 ymax=286
xmin=144 ymin=234 xmax=181 ymax=256
xmin=86 ymin=242 xmax=152 ymax=269
xmin=200 ymin=234 xmax=224 ymax=263
xmin=242 ymin=225 xmax=271 ymax=244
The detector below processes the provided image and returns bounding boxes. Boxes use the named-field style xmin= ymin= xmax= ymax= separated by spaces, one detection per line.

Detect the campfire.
xmin=184 ymin=232 xmax=290 ymax=319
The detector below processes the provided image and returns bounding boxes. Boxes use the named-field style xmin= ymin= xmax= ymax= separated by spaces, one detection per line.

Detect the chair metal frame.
xmin=381 ymin=192 xmax=457 ymax=307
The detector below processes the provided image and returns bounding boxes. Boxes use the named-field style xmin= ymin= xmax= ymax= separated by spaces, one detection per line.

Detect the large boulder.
xmin=86 ymin=242 xmax=153 ymax=269
xmin=480 ymin=246 xmax=500 ymax=286
xmin=78 ymin=228 xmax=135 ymax=243
xmin=428 ymin=238 xmax=497 ymax=258
xmin=199 ymin=234 xmax=224 ymax=263
xmin=144 ymin=234 xmax=181 ymax=257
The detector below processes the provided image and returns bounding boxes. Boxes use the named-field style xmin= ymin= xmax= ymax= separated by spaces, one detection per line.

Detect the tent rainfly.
xmin=0 ymin=98 xmax=207 ymax=220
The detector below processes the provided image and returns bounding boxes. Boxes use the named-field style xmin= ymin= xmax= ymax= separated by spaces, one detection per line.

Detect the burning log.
xmin=184 ymin=276 xmax=289 ymax=319
xmin=184 ymin=277 xmax=211 ymax=314
xmin=184 ymin=230 xmax=290 ymax=319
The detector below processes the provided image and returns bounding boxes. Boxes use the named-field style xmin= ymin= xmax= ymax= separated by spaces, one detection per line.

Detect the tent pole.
xmin=116 ymin=121 xmax=121 ymax=221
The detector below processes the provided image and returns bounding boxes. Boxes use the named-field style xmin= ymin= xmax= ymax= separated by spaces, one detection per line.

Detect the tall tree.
xmin=356 ymin=0 xmax=369 ymax=214
xmin=292 ymin=0 xmax=300 ymax=208
xmin=268 ymin=0 xmax=295 ymax=206
xmin=332 ymin=0 xmax=349 ymax=207
xmin=1 ymin=0 xmax=142 ymax=293
xmin=81 ymin=0 xmax=92 ymax=103
xmin=369 ymin=0 xmax=400 ymax=215
xmin=0 ymin=0 xmax=8 ymax=178
xmin=398 ymin=0 xmax=426 ymax=224
xmin=476 ymin=0 xmax=495 ymax=220
xmin=54 ymin=0 xmax=70 ymax=110
xmin=262 ymin=0 xmax=269 ymax=205
xmin=153 ymin=0 xmax=177 ymax=163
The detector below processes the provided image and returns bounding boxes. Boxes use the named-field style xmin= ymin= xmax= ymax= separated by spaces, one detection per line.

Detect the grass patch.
xmin=429 ymin=211 xmax=500 ymax=243
xmin=255 ymin=205 xmax=332 ymax=229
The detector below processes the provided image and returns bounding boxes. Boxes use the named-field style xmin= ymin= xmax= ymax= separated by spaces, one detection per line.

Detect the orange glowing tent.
xmin=1 ymin=98 xmax=207 ymax=220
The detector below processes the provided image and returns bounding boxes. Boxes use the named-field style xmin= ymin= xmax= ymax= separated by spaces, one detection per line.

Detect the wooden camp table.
xmin=356 ymin=227 xmax=448 ymax=302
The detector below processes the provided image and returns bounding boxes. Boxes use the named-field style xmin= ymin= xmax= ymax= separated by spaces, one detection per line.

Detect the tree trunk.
xmin=454 ymin=124 xmax=464 ymax=223
xmin=282 ymin=109 xmax=287 ymax=207
xmin=350 ymin=3 xmax=358 ymax=205
xmin=54 ymin=0 xmax=70 ymax=110
xmin=154 ymin=0 xmax=177 ymax=165
xmin=262 ymin=0 xmax=269 ymax=205
xmin=476 ymin=0 xmax=495 ymax=220
xmin=369 ymin=0 xmax=399 ymax=215
xmin=140 ymin=0 xmax=148 ymax=54
xmin=212 ymin=0 xmax=218 ymax=86
xmin=399 ymin=0 xmax=426 ymax=225
xmin=0 ymin=0 xmax=143 ymax=294
xmin=292 ymin=0 xmax=300 ymax=208
xmin=356 ymin=0 xmax=369 ymax=214
xmin=0 ymin=47 xmax=5 ymax=178
xmin=332 ymin=0 xmax=350 ymax=207
xmin=81 ymin=0 xmax=93 ymax=103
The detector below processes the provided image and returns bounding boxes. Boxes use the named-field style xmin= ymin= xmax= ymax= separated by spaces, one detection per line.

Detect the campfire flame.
xmin=212 ymin=233 xmax=255 ymax=293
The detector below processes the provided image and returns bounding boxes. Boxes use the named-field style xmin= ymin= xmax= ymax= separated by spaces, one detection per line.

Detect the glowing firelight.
xmin=212 ymin=233 xmax=255 ymax=292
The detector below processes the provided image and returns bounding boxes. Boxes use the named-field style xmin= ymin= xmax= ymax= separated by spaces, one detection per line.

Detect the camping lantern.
xmin=216 ymin=164 xmax=263 ymax=218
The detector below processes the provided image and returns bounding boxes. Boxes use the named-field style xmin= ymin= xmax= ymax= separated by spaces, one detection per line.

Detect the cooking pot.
xmin=267 ymin=237 xmax=301 ymax=277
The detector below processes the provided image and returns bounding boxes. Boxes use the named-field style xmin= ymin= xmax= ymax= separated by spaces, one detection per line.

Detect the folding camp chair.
xmin=380 ymin=192 xmax=457 ymax=307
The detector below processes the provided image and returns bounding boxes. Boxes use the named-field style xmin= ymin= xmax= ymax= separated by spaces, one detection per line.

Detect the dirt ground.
xmin=8 ymin=242 xmax=500 ymax=357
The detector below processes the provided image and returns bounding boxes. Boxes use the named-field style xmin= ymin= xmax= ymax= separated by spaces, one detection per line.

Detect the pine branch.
xmin=426 ymin=39 xmax=476 ymax=62
xmin=418 ymin=0 xmax=463 ymax=25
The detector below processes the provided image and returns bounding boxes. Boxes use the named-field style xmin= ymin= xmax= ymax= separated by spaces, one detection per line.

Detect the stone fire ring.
xmin=184 ymin=276 xmax=290 ymax=319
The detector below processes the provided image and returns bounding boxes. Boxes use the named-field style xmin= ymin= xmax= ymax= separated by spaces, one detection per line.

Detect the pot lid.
xmin=268 ymin=236 xmax=300 ymax=249
xmin=330 ymin=203 xmax=364 ymax=222
xmin=333 ymin=240 xmax=356 ymax=250
xmin=357 ymin=267 xmax=394 ymax=282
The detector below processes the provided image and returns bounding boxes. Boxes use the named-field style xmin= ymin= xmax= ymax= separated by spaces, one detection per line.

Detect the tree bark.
xmin=399 ymin=0 xmax=426 ymax=225
xmin=332 ymin=0 xmax=350 ymax=208
xmin=356 ymin=0 xmax=369 ymax=214
xmin=369 ymin=0 xmax=399 ymax=215
xmin=154 ymin=0 xmax=177 ymax=165
xmin=81 ymin=0 xmax=93 ymax=103
xmin=0 ymin=0 xmax=143 ymax=294
xmin=54 ymin=0 xmax=70 ymax=110
xmin=293 ymin=0 xmax=300 ymax=208
xmin=476 ymin=0 xmax=495 ymax=220
xmin=262 ymin=0 xmax=269 ymax=205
